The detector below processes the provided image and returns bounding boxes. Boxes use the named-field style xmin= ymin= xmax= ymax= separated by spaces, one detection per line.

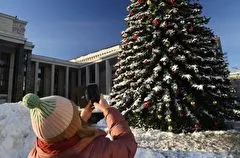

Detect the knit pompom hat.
xmin=22 ymin=93 xmax=81 ymax=143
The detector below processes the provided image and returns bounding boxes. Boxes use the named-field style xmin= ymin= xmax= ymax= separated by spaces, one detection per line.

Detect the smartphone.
xmin=85 ymin=84 xmax=100 ymax=104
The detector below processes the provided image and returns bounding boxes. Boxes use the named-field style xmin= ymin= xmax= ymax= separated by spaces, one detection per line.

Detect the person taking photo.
xmin=22 ymin=93 xmax=137 ymax=158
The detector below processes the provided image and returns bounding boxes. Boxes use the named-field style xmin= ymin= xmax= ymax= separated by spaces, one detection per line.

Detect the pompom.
xmin=22 ymin=93 xmax=40 ymax=109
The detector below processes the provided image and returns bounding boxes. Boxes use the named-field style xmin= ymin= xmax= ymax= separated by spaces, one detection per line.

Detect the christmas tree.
xmin=110 ymin=0 xmax=240 ymax=133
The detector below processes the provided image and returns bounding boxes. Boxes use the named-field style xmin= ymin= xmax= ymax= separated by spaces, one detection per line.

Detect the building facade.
xmin=0 ymin=13 xmax=119 ymax=104
xmin=0 ymin=13 xmax=34 ymax=103
xmin=30 ymin=46 xmax=119 ymax=105
xmin=70 ymin=45 xmax=119 ymax=94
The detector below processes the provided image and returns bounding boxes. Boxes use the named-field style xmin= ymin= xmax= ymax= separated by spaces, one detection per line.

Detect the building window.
xmin=0 ymin=53 xmax=10 ymax=94
xmin=89 ymin=65 xmax=95 ymax=84
xmin=99 ymin=61 xmax=106 ymax=94
xmin=54 ymin=66 xmax=66 ymax=97
xmin=81 ymin=68 xmax=86 ymax=86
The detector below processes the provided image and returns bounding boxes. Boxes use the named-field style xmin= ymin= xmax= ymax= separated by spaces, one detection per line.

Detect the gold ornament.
xmin=147 ymin=0 xmax=151 ymax=5
xmin=191 ymin=101 xmax=195 ymax=106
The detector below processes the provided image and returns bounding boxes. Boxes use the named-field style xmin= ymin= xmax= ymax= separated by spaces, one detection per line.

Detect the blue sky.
xmin=0 ymin=0 xmax=239 ymax=70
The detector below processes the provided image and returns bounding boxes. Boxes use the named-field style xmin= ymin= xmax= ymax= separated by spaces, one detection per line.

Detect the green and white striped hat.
xmin=22 ymin=93 xmax=81 ymax=142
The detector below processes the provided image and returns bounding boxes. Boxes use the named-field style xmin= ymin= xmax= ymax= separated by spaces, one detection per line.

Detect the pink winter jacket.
xmin=28 ymin=107 xmax=137 ymax=158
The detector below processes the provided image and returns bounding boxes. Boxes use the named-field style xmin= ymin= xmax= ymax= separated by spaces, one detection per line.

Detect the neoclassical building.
xmin=0 ymin=13 xmax=119 ymax=104
xmin=0 ymin=13 xmax=34 ymax=103
xmin=31 ymin=45 xmax=119 ymax=104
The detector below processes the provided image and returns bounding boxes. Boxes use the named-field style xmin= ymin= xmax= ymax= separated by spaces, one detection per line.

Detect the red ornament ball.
xmin=138 ymin=15 xmax=143 ymax=20
xmin=133 ymin=34 xmax=139 ymax=40
xmin=194 ymin=123 xmax=200 ymax=129
xmin=188 ymin=26 xmax=194 ymax=33
xmin=172 ymin=49 xmax=177 ymax=54
xmin=172 ymin=69 xmax=178 ymax=74
xmin=138 ymin=0 xmax=143 ymax=4
xmin=129 ymin=11 xmax=134 ymax=16
xmin=168 ymin=0 xmax=176 ymax=4
xmin=143 ymin=59 xmax=148 ymax=65
xmin=143 ymin=101 xmax=150 ymax=109
xmin=179 ymin=112 xmax=184 ymax=117
xmin=152 ymin=18 xmax=160 ymax=26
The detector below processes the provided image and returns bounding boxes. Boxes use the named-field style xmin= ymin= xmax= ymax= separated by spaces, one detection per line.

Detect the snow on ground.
xmin=133 ymin=128 xmax=239 ymax=157
xmin=96 ymin=118 xmax=239 ymax=158
xmin=0 ymin=103 xmax=35 ymax=158
xmin=1 ymin=102 xmax=240 ymax=158
xmin=133 ymin=128 xmax=240 ymax=152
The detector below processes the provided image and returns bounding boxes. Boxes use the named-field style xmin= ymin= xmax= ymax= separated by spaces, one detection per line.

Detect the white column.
xmin=51 ymin=64 xmax=55 ymax=95
xmin=78 ymin=69 xmax=81 ymax=86
xmin=34 ymin=62 xmax=39 ymax=94
xmin=65 ymin=67 xmax=69 ymax=97
xmin=105 ymin=59 xmax=111 ymax=94
xmin=95 ymin=63 xmax=99 ymax=86
xmin=86 ymin=66 xmax=90 ymax=85
xmin=7 ymin=52 xmax=15 ymax=102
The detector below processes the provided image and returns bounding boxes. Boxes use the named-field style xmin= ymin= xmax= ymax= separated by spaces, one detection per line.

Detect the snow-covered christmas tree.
xmin=110 ymin=0 xmax=240 ymax=133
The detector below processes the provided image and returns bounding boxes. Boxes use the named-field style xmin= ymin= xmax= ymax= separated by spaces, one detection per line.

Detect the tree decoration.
xmin=138 ymin=0 xmax=143 ymax=4
xmin=172 ymin=49 xmax=177 ymax=54
xmin=111 ymin=0 xmax=240 ymax=133
xmin=143 ymin=101 xmax=150 ymax=109
xmin=138 ymin=15 xmax=143 ymax=20
xmin=191 ymin=101 xmax=196 ymax=106
xmin=179 ymin=112 xmax=184 ymax=117
xmin=129 ymin=11 xmax=134 ymax=16
xmin=133 ymin=34 xmax=139 ymax=40
xmin=143 ymin=59 xmax=148 ymax=65
xmin=147 ymin=0 xmax=152 ymax=5
xmin=188 ymin=26 xmax=194 ymax=33
xmin=152 ymin=18 xmax=160 ymax=26
xmin=195 ymin=123 xmax=200 ymax=130
xmin=168 ymin=0 xmax=176 ymax=4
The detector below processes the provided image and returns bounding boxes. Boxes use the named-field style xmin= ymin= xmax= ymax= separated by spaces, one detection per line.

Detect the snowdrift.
xmin=1 ymin=102 xmax=239 ymax=158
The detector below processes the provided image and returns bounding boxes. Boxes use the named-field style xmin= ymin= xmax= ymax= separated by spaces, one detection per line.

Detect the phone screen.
xmin=86 ymin=84 xmax=100 ymax=104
